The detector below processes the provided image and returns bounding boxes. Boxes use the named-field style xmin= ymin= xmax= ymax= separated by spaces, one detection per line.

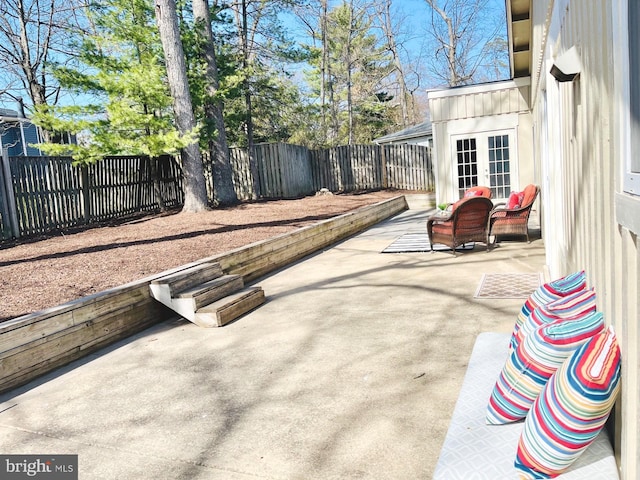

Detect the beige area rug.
xmin=474 ymin=273 xmax=543 ymax=299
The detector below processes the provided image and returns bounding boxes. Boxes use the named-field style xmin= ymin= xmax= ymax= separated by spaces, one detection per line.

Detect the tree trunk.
xmin=346 ymin=1 xmax=354 ymax=145
xmin=320 ymin=0 xmax=327 ymax=140
xmin=16 ymin=0 xmax=51 ymax=141
xmin=234 ymin=0 xmax=260 ymax=199
xmin=155 ymin=0 xmax=209 ymax=212
xmin=426 ymin=0 xmax=462 ymax=86
xmin=379 ymin=0 xmax=410 ymax=126
xmin=192 ymin=0 xmax=238 ymax=205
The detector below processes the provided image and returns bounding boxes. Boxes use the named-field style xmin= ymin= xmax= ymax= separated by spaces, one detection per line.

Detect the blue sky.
xmin=280 ymin=0 xmax=509 ymax=87
xmin=0 ymin=0 xmax=509 ymax=113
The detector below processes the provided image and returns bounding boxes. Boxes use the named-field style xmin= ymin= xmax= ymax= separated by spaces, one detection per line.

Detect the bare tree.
xmin=292 ymin=0 xmax=338 ymax=145
xmin=424 ymin=0 xmax=505 ymax=86
xmin=0 ymin=0 xmax=87 ymax=139
xmin=192 ymin=0 xmax=238 ymax=205
xmin=155 ymin=0 xmax=209 ymax=212
xmin=375 ymin=0 xmax=412 ymax=127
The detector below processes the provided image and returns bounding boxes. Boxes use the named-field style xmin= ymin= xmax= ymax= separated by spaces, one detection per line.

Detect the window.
xmin=488 ymin=135 xmax=511 ymax=198
xmin=456 ymin=138 xmax=478 ymax=197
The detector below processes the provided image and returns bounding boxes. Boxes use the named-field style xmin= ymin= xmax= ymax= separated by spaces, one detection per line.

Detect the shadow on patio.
xmin=0 ymin=206 xmax=546 ymax=479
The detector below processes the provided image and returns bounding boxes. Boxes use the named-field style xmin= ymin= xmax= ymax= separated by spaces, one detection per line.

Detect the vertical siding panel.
xmin=538 ymin=2 xmax=637 ymax=477
xmin=482 ymin=91 xmax=492 ymax=116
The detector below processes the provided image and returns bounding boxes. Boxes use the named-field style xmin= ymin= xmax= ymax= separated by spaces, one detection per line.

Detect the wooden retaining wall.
xmin=0 ymin=196 xmax=408 ymax=394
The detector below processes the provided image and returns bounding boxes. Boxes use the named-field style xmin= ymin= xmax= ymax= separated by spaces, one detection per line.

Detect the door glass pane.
xmin=487 ymin=134 xmax=511 ymax=198
xmin=456 ymin=136 xmax=478 ymax=197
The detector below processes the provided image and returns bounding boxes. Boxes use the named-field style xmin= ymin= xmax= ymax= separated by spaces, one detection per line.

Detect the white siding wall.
xmin=531 ymin=1 xmax=640 ymax=478
xmin=428 ymin=80 xmax=534 ymax=204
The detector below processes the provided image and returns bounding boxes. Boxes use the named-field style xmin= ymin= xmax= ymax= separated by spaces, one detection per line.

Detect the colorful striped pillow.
xmin=514 ymin=327 xmax=621 ymax=478
xmin=511 ymin=271 xmax=587 ymax=350
xmin=486 ymin=311 xmax=604 ymax=425
xmin=512 ymin=288 xmax=597 ymax=351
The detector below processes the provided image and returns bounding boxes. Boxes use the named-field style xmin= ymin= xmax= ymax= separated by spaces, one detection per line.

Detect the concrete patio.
xmin=0 ymin=201 xmax=546 ymax=479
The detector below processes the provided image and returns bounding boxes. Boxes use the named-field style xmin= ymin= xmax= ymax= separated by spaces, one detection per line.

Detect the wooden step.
xmin=176 ymin=274 xmax=244 ymax=310
xmin=193 ymin=287 xmax=266 ymax=327
xmin=150 ymin=262 xmax=223 ymax=296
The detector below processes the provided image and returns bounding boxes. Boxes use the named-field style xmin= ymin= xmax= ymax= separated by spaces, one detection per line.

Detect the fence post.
xmin=1 ymin=148 xmax=20 ymax=238
xmin=380 ymin=145 xmax=388 ymax=189
xmin=80 ymin=165 xmax=91 ymax=224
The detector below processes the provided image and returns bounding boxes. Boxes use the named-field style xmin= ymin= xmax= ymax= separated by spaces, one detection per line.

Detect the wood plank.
xmin=176 ymin=274 xmax=244 ymax=310
xmin=150 ymin=262 xmax=223 ymax=295
xmin=1 ymin=297 xmax=161 ymax=367
xmin=0 ymin=310 xmax=75 ymax=353
xmin=0 ymin=301 xmax=165 ymax=393
xmin=71 ymin=285 xmax=151 ymax=324
xmin=194 ymin=287 xmax=265 ymax=327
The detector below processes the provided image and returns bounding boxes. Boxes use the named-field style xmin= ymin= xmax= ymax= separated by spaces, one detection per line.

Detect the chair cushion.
xmin=511 ymin=271 xmax=587 ymax=351
xmin=521 ymin=184 xmax=538 ymax=207
xmin=486 ymin=311 xmax=604 ymax=425
xmin=431 ymin=222 xmax=453 ymax=236
xmin=507 ymin=191 xmax=525 ymax=209
xmin=513 ymin=288 xmax=597 ymax=350
xmin=464 ymin=186 xmax=491 ymax=198
xmin=515 ymin=327 xmax=621 ymax=478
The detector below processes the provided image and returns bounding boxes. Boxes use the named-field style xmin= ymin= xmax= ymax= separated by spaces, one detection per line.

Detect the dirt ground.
xmin=0 ymin=190 xmax=403 ymax=322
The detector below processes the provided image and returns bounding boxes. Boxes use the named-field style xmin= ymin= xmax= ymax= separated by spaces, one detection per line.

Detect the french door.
xmin=452 ymin=130 xmax=517 ymax=202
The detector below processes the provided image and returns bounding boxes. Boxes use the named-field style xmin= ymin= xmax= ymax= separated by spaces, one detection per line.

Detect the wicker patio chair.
xmin=487 ymin=184 xmax=540 ymax=249
xmin=427 ymin=196 xmax=494 ymax=256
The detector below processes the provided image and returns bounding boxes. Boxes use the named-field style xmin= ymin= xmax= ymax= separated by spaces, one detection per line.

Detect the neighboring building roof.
xmin=0 ymin=108 xmax=23 ymax=119
xmin=373 ymin=120 xmax=433 ymax=144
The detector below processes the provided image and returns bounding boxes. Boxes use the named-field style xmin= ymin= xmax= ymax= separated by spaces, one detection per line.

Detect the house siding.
xmin=530 ymin=1 xmax=639 ymax=478
xmin=0 ymin=118 xmax=41 ymax=156
xmin=428 ymin=79 xmax=534 ymax=205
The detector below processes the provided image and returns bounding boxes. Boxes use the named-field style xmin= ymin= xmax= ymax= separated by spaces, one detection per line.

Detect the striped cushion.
xmin=514 ymin=327 xmax=621 ymax=478
xmin=512 ymin=288 xmax=597 ymax=350
xmin=511 ymin=271 xmax=587 ymax=350
xmin=486 ymin=311 xmax=604 ymax=425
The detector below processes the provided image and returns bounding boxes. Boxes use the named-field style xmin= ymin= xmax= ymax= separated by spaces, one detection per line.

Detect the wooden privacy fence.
xmin=0 ymin=152 xmax=183 ymax=239
xmin=0 ymin=143 xmax=432 ymax=240
xmin=309 ymin=144 xmax=433 ymax=193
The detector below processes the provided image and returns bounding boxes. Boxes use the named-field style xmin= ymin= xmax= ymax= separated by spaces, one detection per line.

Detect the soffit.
xmin=507 ymin=0 xmax=532 ymax=78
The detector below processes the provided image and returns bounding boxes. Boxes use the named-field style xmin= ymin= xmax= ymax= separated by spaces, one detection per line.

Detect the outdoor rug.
xmin=381 ymin=233 xmax=475 ymax=253
xmin=474 ymin=273 xmax=544 ymax=299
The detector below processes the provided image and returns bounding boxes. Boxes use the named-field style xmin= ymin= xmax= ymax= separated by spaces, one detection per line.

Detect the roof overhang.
xmin=506 ymin=0 xmax=532 ymax=78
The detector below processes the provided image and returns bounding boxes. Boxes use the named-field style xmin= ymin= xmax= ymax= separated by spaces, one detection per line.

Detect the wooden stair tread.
xmin=150 ymin=262 xmax=223 ymax=295
xmin=175 ymin=274 xmax=243 ymax=298
xmin=194 ymin=287 xmax=265 ymax=327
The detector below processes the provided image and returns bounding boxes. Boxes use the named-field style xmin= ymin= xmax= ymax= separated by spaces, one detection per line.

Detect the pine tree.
xmin=303 ymin=1 xmax=394 ymax=146
xmin=32 ymin=0 xmax=196 ymax=164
